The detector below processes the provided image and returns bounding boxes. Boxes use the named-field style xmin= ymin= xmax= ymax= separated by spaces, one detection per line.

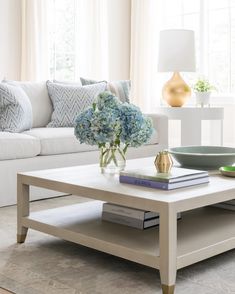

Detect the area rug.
xmin=0 ymin=195 xmax=234 ymax=294
xmin=0 ymin=287 xmax=15 ymax=294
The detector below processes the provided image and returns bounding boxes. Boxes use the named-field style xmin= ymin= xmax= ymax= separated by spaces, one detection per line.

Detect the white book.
xmin=103 ymin=203 xmax=159 ymax=220
xmin=102 ymin=211 xmax=182 ymax=230
xmin=102 ymin=211 xmax=160 ymax=229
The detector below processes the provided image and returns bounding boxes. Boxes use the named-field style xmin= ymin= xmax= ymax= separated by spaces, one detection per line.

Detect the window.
xmin=48 ymin=0 xmax=76 ymax=80
xmin=48 ymin=0 xmax=109 ymax=81
xmin=160 ymin=0 xmax=235 ymax=94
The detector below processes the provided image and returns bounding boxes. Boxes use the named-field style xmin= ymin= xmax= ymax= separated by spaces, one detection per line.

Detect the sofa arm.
xmin=145 ymin=113 xmax=168 ymax=148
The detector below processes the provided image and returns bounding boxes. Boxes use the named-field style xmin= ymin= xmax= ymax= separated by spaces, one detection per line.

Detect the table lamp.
xmin=158 ymin=29 xmax=196 ymax=107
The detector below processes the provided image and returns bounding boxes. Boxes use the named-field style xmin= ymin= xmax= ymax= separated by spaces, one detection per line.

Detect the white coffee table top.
xmin=20 ymin=157 xmax=235 ymax=213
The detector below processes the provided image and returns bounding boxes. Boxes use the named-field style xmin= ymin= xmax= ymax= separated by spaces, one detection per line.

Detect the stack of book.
xmin=102 ymin=202 xmax=181 ymax=230
xmin=213 ymin=199 xmax=235 ymax=211
xmin=119 ymin=166 xmax=209 ymax=190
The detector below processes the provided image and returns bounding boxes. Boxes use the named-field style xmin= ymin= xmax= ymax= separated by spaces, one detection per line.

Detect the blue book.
xmin=119 ymin=175 xmax=209 ymax=190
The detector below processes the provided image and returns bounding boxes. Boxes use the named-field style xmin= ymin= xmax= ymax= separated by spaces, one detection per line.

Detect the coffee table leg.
xmin=17 ymin=175 xmax=29 ymax=243
xmin=159 ymin=206 xmax=177 ymax=294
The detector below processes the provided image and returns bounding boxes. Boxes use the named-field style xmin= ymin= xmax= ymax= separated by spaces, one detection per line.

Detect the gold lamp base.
xmin=162 ymin=72 xmax=191 ymax=107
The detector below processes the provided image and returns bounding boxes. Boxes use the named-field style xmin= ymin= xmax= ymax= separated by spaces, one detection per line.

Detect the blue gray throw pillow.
xmin=80 ymin=77 xmax=131 ymax=103
xmin=46 ymin=81 xmax=106 ymax=127
xmin=0 ymin=83 xmax=32 ymax=132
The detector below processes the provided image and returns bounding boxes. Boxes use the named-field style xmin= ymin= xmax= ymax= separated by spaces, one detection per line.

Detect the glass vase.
xmin=99 ymin=146 xmax=126 ymax=174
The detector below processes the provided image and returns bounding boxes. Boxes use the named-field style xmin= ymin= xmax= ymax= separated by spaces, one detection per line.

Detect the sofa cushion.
xmin=0 ymin=132 xmax=40 ymax=160
xmin=3 ymin=80 xmax=53 ymax=128
xmin=46 ymin=81 xmax=107 ymax=127
xmin=24 ymin=128 xmax=98 ymax=156
xmin=80 ymin=77 xmax=131 ymax=103
xmin=0 ymin=83 xmax=33 ymax=132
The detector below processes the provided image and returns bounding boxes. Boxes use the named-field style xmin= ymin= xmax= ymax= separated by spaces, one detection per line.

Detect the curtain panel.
xmin=130 ymin=0 xmax=162 ymax=112
xmin=20 ymin=0 xmax=109 ymax=82
xmin=21 ymin=0 xmax=50 ymax=81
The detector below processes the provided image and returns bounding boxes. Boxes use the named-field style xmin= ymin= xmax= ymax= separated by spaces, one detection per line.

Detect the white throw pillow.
xmin=46 ymin=80 xmax=107 ymax=127
xmin=0 ymin=83 xmax=32 ymax=132
xmin=3 ymin=80 xmax=53 ymax=128
xmin=80 ymin=77 xmax=131 ymax=103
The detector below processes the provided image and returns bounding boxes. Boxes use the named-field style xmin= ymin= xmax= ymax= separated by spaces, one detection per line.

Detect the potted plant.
xmin=74 ymin=92 xmax=154 ymax=174
xmin=193 ymin=78 xmax=216 ymax=107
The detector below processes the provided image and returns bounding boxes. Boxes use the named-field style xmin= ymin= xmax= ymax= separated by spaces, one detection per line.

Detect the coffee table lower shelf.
xmin=21 ymin=201 xmax=235 ymax=270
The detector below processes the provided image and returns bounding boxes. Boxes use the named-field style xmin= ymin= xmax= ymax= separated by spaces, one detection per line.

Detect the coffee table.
xmin=17 ymin=157 xmax=235 ymax=294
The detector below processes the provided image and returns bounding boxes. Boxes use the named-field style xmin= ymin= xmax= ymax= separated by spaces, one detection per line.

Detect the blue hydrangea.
xmin=96 ymin=91 xmax=121 ymax=111
xmin=119 ymin=103 xmax=153 ymax=147
xmin=74 ymin=92 xmax=154 ymax=150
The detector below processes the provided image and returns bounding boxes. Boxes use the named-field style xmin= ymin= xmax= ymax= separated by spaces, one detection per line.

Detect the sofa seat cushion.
xmin=0 ymin=132 xmax=40 ymax=160
xmin=24 ymin=128 xmax=97 ymax=156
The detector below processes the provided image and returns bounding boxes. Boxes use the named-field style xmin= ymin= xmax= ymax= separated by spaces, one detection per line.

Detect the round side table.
xmin=155 ymin=107 xmax=224 ymax=146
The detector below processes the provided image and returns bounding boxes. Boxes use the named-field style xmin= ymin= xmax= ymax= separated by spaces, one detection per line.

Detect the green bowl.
xmin=219 ymin=166 xmax=235 ymax=177
xmin=169 ymin=146 xmax=235 ymax=168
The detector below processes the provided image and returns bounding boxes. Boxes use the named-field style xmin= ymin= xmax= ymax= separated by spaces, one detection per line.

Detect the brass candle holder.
xmin=155 ymin=150 xmax=173 ymax=173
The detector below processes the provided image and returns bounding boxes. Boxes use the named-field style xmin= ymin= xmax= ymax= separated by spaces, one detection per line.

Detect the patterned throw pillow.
xmin=46 ymin=81 xmax=106 ymax=127
xmin=0 ymin=83 xmax=33 ymax=132
xmin=80 ymin=77 xmax=131 ymax=103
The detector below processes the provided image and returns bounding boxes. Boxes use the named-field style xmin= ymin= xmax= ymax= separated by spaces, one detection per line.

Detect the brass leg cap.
xmin=162 ymin=284 xmax=175 ymax=294
xmin=17 ymin=234 xmax=27 ymax=243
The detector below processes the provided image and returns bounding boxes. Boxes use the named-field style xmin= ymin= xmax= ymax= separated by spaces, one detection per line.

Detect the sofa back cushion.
xmin=0 ymin=83 xmax=32 ymax=132
xmin=3 ymin=80 xmax=53 ymax=128
xmin=80 ymin=77 xmax=131 ymax=103
xmin=46 ymin=80 xmax=106 ymax=127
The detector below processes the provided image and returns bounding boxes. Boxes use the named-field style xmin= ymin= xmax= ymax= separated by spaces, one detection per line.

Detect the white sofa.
xmin=0 ymin=81 xmax=168 ymax=207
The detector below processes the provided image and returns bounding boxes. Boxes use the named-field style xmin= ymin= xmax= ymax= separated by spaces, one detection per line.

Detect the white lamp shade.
xmin=158 ymin=29 xmax=196 ymax=72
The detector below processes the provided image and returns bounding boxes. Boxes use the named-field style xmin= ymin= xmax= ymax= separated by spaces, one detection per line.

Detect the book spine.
xmin=119 ymin=175 xmax=169 ymax=190
xmin=103 ymin=203 xmax=159 ymax=220
xmin=144 ymin=218 xmax=160 ymax=229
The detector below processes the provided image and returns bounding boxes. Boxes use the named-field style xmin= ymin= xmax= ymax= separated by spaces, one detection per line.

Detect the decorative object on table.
xmin=193 ymin=78 xmax=216 ymax=107
xmin=158 ymin=29 xmax=196 ymax=107
xmin=169 ymin=146 xmax=235 ymax=168
xmin=154 ymin=150 xmax=173 ymax=173
xmin=120 ymin=166 xmax=209 ymax=190
xmin=219 ymin=166 xmax=235 ymax=177
xmin=74 ymin=92 xmax=154 ymax=174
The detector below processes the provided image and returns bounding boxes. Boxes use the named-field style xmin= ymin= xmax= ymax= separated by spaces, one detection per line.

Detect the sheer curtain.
xmin=21 ymin=0 xmax=109 ymax=81
xmin=75 ymin=0 xmax=109 ymax=80
xmin=21 ymin=0 xmax=50 ymax=81
xmin=130 ymin=0 xmax=163 ymax=112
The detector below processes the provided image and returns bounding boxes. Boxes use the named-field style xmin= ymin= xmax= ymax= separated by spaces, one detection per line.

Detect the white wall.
xmin=107 ymin=0 xmax=131 ymax=80
xmin=0 ymin=0 xmax=21 ymax=80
